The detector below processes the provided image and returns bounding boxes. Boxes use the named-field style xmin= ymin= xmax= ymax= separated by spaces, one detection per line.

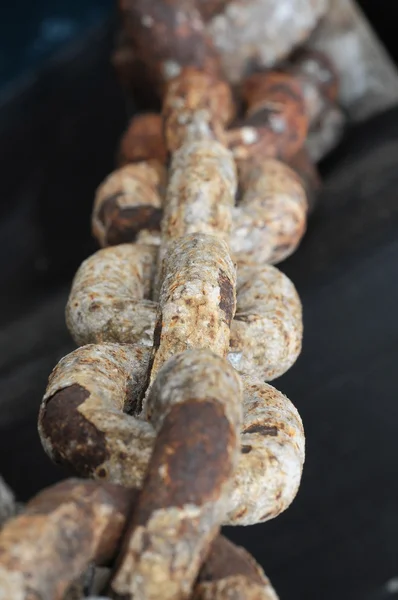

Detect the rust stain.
xmin=98 ymin=194 xmax=162 ymax=245
xmin=134 ymin=399 xmax=235 ymax=524
xmin=218 ymin=269 xmax=235 ymax=326
xmin=40 ymin=384 xmax=109 ymax=477
xmin=243 ymin=424 xmax=278 ymax=436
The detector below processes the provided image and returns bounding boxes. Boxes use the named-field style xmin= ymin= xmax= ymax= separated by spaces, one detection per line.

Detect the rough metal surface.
xmin=2 ymin=31 xmax=398 ymax=595
xmin=0 ymin=479 xmax=137 ymax=600
xmin=162 ymin=140 xmax=236 ymax=248
xmin=92 ymin=163 xmax=166 ymax=247
xmin=231 ymin=159 xmax=308 ymax=267
xmin=110 ymin=350 xmax=242 ymax=600
xmin=145 ymin=349 xmax=243 ymax=429
xmin=66 ymin=244 xmax=158 ymax=347
xmin=279 ymin=49 xmax=346 ymax=161
xmin=151 ymin=234 xmax=236 ymax=379
xmin=39 ymin=344 xmax=154 ymax=488
xmin=4 ymin=15 xmax=341 ymax=597
xmin=37 ymin=345 xmax=304 ymax=530
xmin=229 ymin=264 xmax=302 ymax=381
xmin=115 ymin=0 xmax=398 ymax=127
xmin=226 ymin=377 xmax=305 ymax=526
xmin=64 ymin=246 xmax=302 ymax=385
xmin=106 ymin=62 xmax=246 ymax=598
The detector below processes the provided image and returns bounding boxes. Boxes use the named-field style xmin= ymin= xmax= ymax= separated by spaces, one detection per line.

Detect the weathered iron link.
xmin=66 ymin=248 xmax=302 ymax=381
xmin=109 ymin=352 xmax=243 ymax=599
xmin=0 ymin=2 xmax=343 ymax=598
xmin=91 ymin=62 xmax=335 ymax=265
xmin=107 ymin=66 xmax=244 ymax=600
xmin=193 ymin=535 xmax=279 ymax=600
xmin=0 ymin=478 xmax=278 ymax=600
xmin=118 ymin=0 xmax=328 ymax=90
xmin=35 ymin=341 xmax=303 ymax=528
xmin=0 ymin=479 xmax=137 ymax=600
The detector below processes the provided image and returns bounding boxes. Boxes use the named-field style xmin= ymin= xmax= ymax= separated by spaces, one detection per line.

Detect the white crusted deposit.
xmin=162 ymin=140 xmax=237 ymax=248
xmin=225 ymin=376 xmax=305 ymax=526
xmin=66 ymin=244 xmax=158 ymax=348
xmin=206 ymin=0 xmax=328 ymax=84
xmin=229 ymin=264 xmax=303 ymax=381
xmin=151 ymin=233 xmax=237 ymax=379
xmin=231 ymin=159 xmax=308 ymax=267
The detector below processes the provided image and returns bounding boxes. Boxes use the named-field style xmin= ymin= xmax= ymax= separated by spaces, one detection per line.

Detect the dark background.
xmin=1 ymin=2 xmax=398 ymax=599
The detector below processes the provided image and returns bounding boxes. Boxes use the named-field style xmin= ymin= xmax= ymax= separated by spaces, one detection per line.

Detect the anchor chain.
xmin=0 ymin=2 xmax=341 ymax=598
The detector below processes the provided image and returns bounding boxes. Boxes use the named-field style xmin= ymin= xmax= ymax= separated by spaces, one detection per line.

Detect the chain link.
xmin=0 ymin=1 xmax=342 ymax=598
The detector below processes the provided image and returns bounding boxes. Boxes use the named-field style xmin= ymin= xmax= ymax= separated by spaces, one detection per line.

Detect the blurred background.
xmin=1 ymin=2 xmax=398 ymax=599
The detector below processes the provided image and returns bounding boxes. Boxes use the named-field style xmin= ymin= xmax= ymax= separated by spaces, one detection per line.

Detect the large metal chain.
xmin=0 ymin=1 xmax=342 ymax=598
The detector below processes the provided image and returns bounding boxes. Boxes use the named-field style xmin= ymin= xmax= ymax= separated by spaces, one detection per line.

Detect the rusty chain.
xmin=0 ymin=1 xmax=343 ymax=598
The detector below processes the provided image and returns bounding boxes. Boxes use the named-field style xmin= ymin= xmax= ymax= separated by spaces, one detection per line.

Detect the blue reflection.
xmin=0 ymin=1 xmax=113 ymax=90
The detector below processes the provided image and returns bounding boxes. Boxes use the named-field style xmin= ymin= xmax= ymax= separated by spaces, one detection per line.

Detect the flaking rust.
xmin=114 ymin=0 xmax=398 ymax=144
xmin=64 ymin=242 xmax=302 ymax=383
xmin=3 ymin=0 xmax=388 ymax=597
xmin=38 ymin=346 xmax=304 ymax=527
xmin=23 ymin=6 xmax=341 ymax=595
xmin=109 ymin=350 xmax=242 ymax=600
xmin=0 ymin=483 xmax=280 ymax=600
xmin=160 ymin=69 xmax=237 ymax=259
xmin=92 ymin=164 xmax=165 ymax=248
xmin=39 ymin=344 xmax=155 ymax=488
xmin=151 ymin=67 xmax=238 ymax=380
xmin=150 ymin=234 xmax=236 ymax=381
xmin=107 ymin=61 xmax=246 ymax=600
xmin=279 ymin=49 xmax=346 ymax=162
xmin=89 ymin=153 xmax=311 ymax=272
xmin=162 ymin=141 xmax=236 ymax=250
